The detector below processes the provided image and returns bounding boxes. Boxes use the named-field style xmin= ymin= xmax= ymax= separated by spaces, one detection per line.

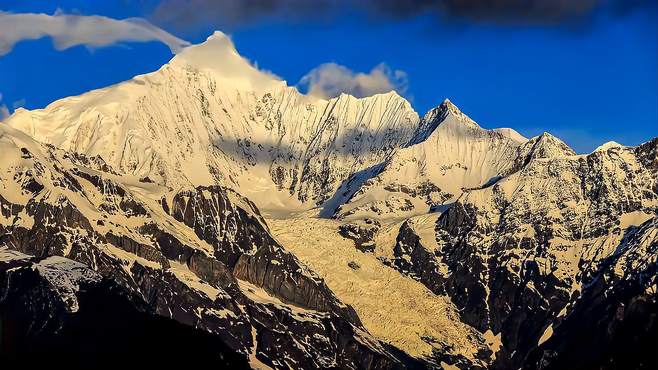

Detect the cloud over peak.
xmin=298 ymin=63 xmax=409 ymax=100
xmin=0 ymin=11 xmax=190 ymax=57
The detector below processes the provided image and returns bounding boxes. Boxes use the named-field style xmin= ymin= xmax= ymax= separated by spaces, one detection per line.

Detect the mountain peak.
xmin=379 ymin=90 xmax=404 ymax=99
xmin=420 ymin=98 xmax=461 ymax=123
xmin=170 ymin=31 xmax=283 ymax=92
xmin=521 ymin=132 xmax=576 ymax=159
xmin=535 ymin=132 xmax=573 ymax=150
xmin=408 ymin=99 xmax=480 ymax=145
xmin=206 ymin=30 xmax=230 ymax=42
xmin=439 ymin=98 xmax=461 ymax=115
xmin=594 ymin=141 xmax=623 ymax=152
xmin=435 ymin=98 xmax=480 ymax=130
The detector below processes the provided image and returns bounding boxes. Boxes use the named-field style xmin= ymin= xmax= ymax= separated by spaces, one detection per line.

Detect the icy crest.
xmin=170 ymin=31 xmax=284 ymax=92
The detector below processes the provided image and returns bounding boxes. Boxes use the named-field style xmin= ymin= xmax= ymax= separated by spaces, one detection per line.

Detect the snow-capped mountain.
xmin=1 ymin=32 xmax=656 ymax=370
xmin=6 ymin=31 xmax=419 ymax=215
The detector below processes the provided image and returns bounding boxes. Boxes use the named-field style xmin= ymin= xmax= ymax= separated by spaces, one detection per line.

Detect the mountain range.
xmin=1 ymin=31 xmax=656 ymax=369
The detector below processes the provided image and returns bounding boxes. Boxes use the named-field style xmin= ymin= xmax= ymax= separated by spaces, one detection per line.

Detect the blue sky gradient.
xmin=0 ymin=0 xmax=655 ymax=152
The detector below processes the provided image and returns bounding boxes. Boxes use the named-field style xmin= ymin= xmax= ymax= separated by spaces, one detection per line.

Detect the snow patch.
xmin=0 ymin=247 xmax=31 ymax=262
xmin=34 ymin=256 xmax=102 ymax=313
xmin=594 ymin=141 xmax=623 ymax=152
xmin=538 ymin=324 xmax=554 ymax=346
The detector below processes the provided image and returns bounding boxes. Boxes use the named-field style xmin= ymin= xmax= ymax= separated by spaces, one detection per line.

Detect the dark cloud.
xmin=373 ymin=0 xmax=601 ymax=24
xmin=151 ymin=0 xmax=334 ymax=30
xmin=151 ymin=0 xmax=656 ymax=30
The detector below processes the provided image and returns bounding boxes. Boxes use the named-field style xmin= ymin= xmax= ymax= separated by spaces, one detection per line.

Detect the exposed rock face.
xmin=523 ymin=218 xmax=658 ymax=370
xmin=393 ymin=220 xmax=445 ymax=291
xmin=339 ymin=219 xmax=381 ymax=252
xmin=168 ymin=185 xmax=277 ymax=267
xmin=234 ymin=244 xmax=362 ymax=323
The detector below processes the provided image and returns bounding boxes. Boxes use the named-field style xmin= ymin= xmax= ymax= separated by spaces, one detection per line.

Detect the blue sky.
xmin=0 ymin=0 xmax=656 ymax=152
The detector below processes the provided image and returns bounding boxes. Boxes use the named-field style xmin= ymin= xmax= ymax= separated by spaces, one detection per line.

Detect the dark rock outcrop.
xmin=339 ymin=219 xmax=381 ymax=252
xmin=523 ymin=219 xmax=658 ymax=370
xmin=169 ymin=185 xmax=278 ymax=267
xmin=0 ymin=253 xmax=250 ymax=368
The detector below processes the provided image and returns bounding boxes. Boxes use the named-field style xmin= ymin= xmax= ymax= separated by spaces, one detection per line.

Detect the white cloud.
xmin=0 ymin=93 xmax=9 ymax=121
xmin=298 ymin=62 xmax=409 ymax=99
xmin=0 ymin=10 xmax=190 ymax=57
